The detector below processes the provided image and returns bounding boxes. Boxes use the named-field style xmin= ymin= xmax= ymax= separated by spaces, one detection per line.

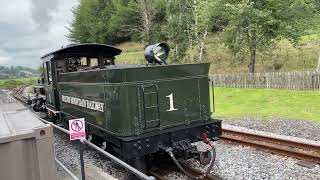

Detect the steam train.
xmin=32 ymin=43 xmax=222 ymax=177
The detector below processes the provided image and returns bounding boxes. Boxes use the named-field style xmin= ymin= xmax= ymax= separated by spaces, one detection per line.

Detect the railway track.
xmin=148 ymin=161 xmax=222 ymax=180
xmin=221 ymin=126 xmax=320 ymax=164
xmin=12 ymin=85 xmax=28 ymax=103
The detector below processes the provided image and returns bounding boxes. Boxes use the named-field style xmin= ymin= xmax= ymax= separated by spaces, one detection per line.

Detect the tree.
xmin=191 ymin=0 xmax=216 ymax=62
xmin=125 ymin=0 xmax=166 ymax=44
xmin=135 ymin=0 xmax=155 ymax=44
xmin=68 ymin=0 xmax=166 ymax=45
xmin=68 ymin=0 xmax=139 ymax=44
xmin=166 ymin=0 xmax=193 ymax=62
xmin=215 ymin=0 xmax=318 ymax=73
xmin=166 ymin=0 xmax=215 ymax=63
xmin=69 ymin=0 xmax=109 ymax=43
xmin=107 ymin=0 xmax=140 ymax=43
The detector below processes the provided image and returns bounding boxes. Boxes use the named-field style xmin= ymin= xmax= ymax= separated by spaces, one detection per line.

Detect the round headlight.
xmin=144 ymin=43 xmax=170 ymax=64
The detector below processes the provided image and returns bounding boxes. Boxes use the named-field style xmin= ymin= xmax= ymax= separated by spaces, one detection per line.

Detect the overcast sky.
xmin=0 ymin=0 xmax=79 ymax=68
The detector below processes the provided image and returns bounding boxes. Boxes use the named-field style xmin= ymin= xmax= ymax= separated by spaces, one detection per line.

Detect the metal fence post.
xmin=79 ymin=143 xmax=86 ymax=180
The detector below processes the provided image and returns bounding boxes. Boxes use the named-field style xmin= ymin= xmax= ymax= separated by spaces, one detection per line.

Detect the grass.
xmin=116 ymin=51 xmax=145 ymax=64
xmin=213 ymin=87 xmax=320 ymax=123
xmin=115 ymin=42 xmax=145 ymax=64
xmin=0 ymin=77 xmax=37 ymax=89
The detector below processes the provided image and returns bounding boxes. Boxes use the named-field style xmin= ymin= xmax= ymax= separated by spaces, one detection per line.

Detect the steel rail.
xmin=179 ymin=161 xmax=222 ymax=180
xmin=147 ymin=171 xmax=167 ymax=180
xmin=221 ymin=128 xmax=320 ymax=163
xmin=148 ymin=162 xmax=222 ymax=180
xmin=12 ymin=86 xmax=28 ymax=103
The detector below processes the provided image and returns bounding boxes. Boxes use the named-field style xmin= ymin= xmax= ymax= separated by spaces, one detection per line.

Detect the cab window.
xmin=46 ymin=62 xmax=52 ymax=85
xmin=43 ymin=63 xmax=47 ymax=84
xmin=90 ymin=58 xmax=98 ymax=67
xmin=80 ymin=57 xmax=88 ymax=66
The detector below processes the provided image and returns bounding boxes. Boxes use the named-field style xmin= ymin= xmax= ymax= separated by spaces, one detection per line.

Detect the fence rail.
xmin=210 ymin=71 xmax=320 ymax=90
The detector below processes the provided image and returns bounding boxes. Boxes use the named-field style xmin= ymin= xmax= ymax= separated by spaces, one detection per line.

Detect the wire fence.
xmin=210 ymin=71 xmax=320 ymax=90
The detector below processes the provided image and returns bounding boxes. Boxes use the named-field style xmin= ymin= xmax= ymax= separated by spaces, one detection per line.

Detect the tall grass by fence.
xmin=210 ymin=71 xmax=320 ymax=90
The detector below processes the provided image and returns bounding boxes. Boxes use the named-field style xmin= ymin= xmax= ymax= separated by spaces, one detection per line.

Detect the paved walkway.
xmin=0 ymin=89 xmax=43 ymax=137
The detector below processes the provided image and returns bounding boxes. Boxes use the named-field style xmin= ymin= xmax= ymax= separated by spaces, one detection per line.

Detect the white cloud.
xmin=0 ymin=57 xmax=10 ymax=64
xmin=0 ymin=0 xmax=34 ymax=24
xmin=0 ymin=0 xmax=79 ymax=68
xmin=47 ymin=0 xmax=78 ymax=50
xmin=0 ymin=50 xmax=10 ymax=64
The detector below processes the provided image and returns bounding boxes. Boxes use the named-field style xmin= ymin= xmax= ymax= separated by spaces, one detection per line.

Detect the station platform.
xmin=0 ymin=90 xmax=42 ymax=135
xmin=0 ymin=89 xmax=118 ymax=180
xmin=0 ymin=89 xmax=57 ymax=180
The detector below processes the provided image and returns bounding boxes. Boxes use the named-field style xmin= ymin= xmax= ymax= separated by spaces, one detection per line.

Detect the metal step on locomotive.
xmin=31 ymin=43 xmax=222 ymax=179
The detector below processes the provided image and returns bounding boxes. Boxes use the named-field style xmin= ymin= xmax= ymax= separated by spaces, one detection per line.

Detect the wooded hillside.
xmin=68 ymin=0 xmax=320 ymax=73
xmin=0 ymin=66 xmax=38 ymax=80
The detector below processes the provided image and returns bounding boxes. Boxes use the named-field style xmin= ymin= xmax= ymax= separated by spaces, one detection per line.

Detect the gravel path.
xmin=222 ymin=117 xmax=320 ymax=141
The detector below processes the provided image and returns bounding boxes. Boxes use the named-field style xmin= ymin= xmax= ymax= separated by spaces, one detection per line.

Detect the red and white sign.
xmin=69 ymin=118 xmax=86 ymax=140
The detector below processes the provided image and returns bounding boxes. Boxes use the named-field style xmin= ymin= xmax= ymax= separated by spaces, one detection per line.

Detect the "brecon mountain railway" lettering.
xmin=61 ymin=95 xmax=104 ymax=112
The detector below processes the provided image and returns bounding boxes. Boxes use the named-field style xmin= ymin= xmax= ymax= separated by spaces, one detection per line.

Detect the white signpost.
xmin=69 ymin=118 xmax=86 ymax=140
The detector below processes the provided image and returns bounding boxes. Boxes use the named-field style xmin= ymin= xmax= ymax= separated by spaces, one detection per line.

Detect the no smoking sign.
xmin=69 ymin=118 xmax=86 ymax=140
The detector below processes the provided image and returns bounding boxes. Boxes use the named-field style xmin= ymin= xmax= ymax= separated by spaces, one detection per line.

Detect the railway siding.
xmin=221 ymin=124 xmax=320 ymax=163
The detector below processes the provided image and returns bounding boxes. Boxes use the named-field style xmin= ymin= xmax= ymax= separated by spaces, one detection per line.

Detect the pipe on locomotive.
xmin=160 ymin=145 xmax=216 ymax=180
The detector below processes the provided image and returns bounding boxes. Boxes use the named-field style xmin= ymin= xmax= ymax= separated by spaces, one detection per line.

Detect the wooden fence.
xmin=210 ymin=71 xmax=320 ymax=90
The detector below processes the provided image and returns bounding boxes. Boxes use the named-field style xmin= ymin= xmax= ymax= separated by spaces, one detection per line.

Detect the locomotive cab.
xmin=40 ymin=43 xmax=122 ymax=112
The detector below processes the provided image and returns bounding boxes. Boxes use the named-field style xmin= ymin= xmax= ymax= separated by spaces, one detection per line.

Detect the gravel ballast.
xmin=53 ymin=120 xmax=320 ymax=180
xmin=193 ymin=141 xmax=320 ymax=180
xmin=53 ymin=130 xmax=128 ymax=180
xmin=222 ymin=117 xmax=320 ymax=141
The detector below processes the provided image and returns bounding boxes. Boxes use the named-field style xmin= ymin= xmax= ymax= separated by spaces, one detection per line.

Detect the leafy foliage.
xmin=165 ymin=0 xmax=193 ymax=62
xmin=213 ymin=0 xmax=318 ymax=72
xmin=68 ymin=0 xmax=167 ymax=45
xmin=68 ymin=0 xmax=139 ymax=44
xmin=68 ymin=0 xmax=320 ymax=72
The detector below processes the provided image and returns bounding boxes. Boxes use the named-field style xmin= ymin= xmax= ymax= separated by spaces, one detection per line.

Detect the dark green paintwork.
xmin=57 ymin=63 xmax=213 ymax=136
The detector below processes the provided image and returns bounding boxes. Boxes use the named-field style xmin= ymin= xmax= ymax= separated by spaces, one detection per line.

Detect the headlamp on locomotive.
xmin=144 ymin=43 xmax=170 ymax=65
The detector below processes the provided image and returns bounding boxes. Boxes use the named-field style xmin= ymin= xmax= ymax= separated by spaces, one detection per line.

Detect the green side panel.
xmin=154 ymin=77 xmax=210 ymax=128
xmin=59 ymin=83 xmax=138 ymax=136
xmin=59 ymin=84 xmax=107 ymax=128
xmin=58 ymin=63 xmax=212 ymax=137
xmin=109 ymin=85 xmax=139 ymax=135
